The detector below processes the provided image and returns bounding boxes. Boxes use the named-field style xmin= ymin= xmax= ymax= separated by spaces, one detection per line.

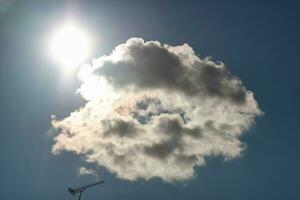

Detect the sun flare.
xmin=49 ymin=22 xmax=90 ymax=70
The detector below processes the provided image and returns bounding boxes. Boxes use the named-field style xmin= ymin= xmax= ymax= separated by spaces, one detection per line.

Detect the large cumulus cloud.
xmin=51 ymin=38 xmax=262 ymax=182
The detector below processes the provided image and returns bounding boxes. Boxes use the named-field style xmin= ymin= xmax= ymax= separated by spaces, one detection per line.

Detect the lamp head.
xmin=68 ymin=188 xmax=76 ymax=195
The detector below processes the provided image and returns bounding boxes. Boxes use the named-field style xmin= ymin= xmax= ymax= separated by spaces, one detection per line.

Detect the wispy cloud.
xmin=78 ymin=166 xmax=99 ymax=180
xmin=51 ymin=38 xmax=262 ymax=182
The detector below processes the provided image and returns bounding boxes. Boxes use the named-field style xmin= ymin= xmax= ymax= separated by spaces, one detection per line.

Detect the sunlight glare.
xmin=49 ymin=22 xmax=90 ymax=71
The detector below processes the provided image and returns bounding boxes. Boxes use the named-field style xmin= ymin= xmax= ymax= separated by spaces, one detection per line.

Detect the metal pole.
xmin=78 ymin=191 xmax=83 ymax=200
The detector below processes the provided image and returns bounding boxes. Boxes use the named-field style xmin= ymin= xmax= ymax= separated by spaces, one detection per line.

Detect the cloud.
xmin=51 ymin=38 xmax=262 ymax=182
xmin=78 ymin=166 xmax=99 ymax=180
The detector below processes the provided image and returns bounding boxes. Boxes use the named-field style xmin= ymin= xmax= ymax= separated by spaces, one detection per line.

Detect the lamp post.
xmin=68 ymin=180 xmax=104 ymax=200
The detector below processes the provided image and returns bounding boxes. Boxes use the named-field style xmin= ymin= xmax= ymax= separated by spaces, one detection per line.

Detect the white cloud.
xmin=78 ymin=166 xmax=99 ymax=180
xmin=51 ymin=38 xmax=262 ymax=182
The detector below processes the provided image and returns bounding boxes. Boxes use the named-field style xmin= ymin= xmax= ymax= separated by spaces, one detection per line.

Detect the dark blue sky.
xmin=0 ymin=0 xmax=299 ymax=199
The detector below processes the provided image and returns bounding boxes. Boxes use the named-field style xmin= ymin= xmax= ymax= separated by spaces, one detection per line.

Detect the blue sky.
xmin=0 ymin=0 xmax=299 ymax=199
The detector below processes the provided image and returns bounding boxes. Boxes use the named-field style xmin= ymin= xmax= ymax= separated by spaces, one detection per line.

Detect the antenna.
xmin=68 ymin=180 xmax=104 ymax=200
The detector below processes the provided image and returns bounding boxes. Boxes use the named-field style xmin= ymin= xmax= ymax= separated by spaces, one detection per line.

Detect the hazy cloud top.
xmin=51 ymin=38 xmax=262 ymax=182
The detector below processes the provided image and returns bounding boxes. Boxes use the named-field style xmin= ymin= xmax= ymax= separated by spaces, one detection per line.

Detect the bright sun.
xmin=50 ymin=22 xmax=90 ymax=70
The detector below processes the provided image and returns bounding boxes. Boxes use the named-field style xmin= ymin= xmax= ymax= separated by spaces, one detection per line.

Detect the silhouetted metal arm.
xmin=73 ymin=180 xmax=104 ymax=192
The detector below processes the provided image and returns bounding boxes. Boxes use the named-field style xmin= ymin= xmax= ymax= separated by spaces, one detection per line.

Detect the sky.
xmin=0 ymin=0 xmax=300 ymax=200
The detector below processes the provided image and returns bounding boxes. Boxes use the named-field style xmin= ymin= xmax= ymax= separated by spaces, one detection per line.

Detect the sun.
xmin=49 ymin=22 xmax=90 ymax=70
